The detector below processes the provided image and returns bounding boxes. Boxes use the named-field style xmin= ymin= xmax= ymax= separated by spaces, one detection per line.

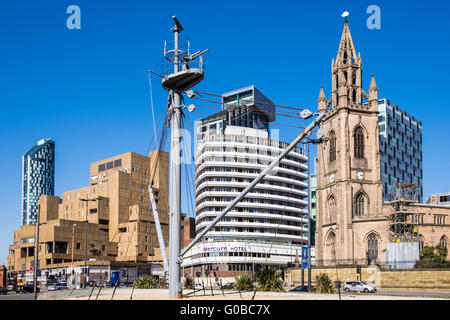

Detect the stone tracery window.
xmin=419 ymin=234 xmax=425 ymax=251
xmin=367 ymin=233 xmax=379 ymax=262
xmin=329 ymin=131 xmax=336 ymax=162
xmin=440 ymin=235 xmax=448 ymax=249
xmin=355 ymin=193 xmax=365 ymax=216
xmin=327 ymin=231 xmax=336 ymax=262
xmin=354 ymin=126 xmax=364 ymax=158
xmin=329 ymin=196 xmax=336 ymax=222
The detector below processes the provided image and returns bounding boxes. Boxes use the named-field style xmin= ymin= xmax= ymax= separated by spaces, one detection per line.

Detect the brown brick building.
xmin=7 ymin=151 xmax=172 ymax=283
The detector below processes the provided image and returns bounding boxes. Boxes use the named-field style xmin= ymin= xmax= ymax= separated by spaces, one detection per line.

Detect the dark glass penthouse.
xmin=22 ymin=138 xmax=55 ymax=225
xmin=378 ymin=99 xmax=423 ymax=202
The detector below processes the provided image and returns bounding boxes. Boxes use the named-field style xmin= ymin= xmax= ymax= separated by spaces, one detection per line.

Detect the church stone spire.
xmin=331 ymin=16 xmax=363 ymax=109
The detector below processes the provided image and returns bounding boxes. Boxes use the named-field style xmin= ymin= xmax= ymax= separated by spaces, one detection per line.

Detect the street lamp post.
xmin=71 ymin=223 xmax=77 ymax=288
xmin=33 ymin=204 xmax=40 ymax=301
xmin=304 ymin=135 xmax=328 ymax=292
xmin=79 ymin=195 xmax=98 ymax=288
xmin=307 ymin=142 xmax=312 ymax=292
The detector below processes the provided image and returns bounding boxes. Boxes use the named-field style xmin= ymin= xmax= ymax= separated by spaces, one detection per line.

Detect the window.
xmin=367 ymin=233 xmax=378 ymax=262
xmin=329 ymin=131 xmax=336 ymax=162
xmin=98 ymin=164 xmax=106 ymax=172
xmin=328 ymin=196 xmax=336 ymax=221
xmin=114 ymin=159 xmax=122 ymax=167
xmin=440 ymin=236 xmax=448 ymax=249
xmin=355 ymin=193 xmax=365 ymax=216
xmin=76 ymin=243 xmax=81 ymax=250
xmin=354 ymin=127 xmax=364 ymax=158
xmin=106 ymin=161 xmax=113 ymax=169
xmin=327 ymin=231 xmax=336 ymax=261
xmin=419 ymin=235 xmax=425 ymax=251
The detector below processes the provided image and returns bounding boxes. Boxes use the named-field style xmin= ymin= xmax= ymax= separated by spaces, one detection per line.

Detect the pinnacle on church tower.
xmin=369 ymin=74 xmax=379 ymax=110
xmin=318 ymin=85 xmax=327 ymax=113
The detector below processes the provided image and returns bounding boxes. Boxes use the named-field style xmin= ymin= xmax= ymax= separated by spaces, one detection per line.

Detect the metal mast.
xmin=168 ymin=19 xmax=182 ymax=298
xmin=161 ymin=16 xmax=207 ymax=297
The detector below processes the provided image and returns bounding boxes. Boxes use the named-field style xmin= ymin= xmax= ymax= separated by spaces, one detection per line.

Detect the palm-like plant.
xmin=256 ymin=266 xmax=284 ymax=292
xmin=234 ymin=273 xmax=254 ymax=291
xmin=134 ymin=275 xmax=159 ymax=289
xmin=315 ymin=273 xmax=334 ymax=293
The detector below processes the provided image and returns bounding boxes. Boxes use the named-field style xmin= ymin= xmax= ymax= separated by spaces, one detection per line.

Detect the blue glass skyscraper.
xmin=22 ymin=138 xmax=55 ymax=225
xmin=378 ymin=99 xmax=423 ymax=202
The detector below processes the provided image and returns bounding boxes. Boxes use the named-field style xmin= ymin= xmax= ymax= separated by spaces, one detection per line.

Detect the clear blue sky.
xmin=0 ymin=0 xmax=449 ymax=264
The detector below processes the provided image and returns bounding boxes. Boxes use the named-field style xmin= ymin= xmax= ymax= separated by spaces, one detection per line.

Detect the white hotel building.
xmin=181 ymin=86 xmax=311 ymax=279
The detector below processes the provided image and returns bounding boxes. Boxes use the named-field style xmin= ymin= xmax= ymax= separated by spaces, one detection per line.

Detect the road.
xmin=0 ymin=291 xmax=36 ymax=300
xmin=375 ymin=289 xmax=450 ymax=299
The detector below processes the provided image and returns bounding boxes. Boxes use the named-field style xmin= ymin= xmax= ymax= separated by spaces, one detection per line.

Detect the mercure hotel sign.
xmin=202 ymin=245 xmax=247 ymax=252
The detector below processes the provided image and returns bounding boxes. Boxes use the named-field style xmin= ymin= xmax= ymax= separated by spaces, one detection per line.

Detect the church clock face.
xmin=329 ymin=174 xmax=335 ymax=183
xmin=357 ymin=171 xmax=365 ymax=180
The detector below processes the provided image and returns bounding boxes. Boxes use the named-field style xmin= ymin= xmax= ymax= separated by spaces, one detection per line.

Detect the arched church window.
xmin=354 ymin=127 xmax=364 ymax=158
xmin=327 ymin=231 xmax=336 ymax=262
xmin=329 ymin=132 xmax=336 ymax=162
xmin=355 ymin=193 xmax=365 ymax=216
xmin=329 ymin=196 xmax=336 ymax=221
xmin=440 ymin=235 xmax=448 ymax=249
xmin=352 ymin=90 xmax=357 ymax=103
xmin=343 ymin=71 xmax=348 ymax=84
xmin=367 ymin=233 xmax=379 ymax=262
xmin=419 ymin=235 xmax=425 ymax=251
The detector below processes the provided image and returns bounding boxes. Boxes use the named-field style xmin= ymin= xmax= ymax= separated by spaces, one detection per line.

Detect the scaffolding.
xmin=387 ymin=183 xmax=420 ymax=243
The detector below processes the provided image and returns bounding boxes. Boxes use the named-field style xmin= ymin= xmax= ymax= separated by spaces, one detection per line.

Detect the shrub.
xmin=234 ymin=273 xmax=254 ymax=291
xmin=256 ymin=266 xmax=284 ymax=292
xmin=159 ymin=275 xmax=168 ymax=289
xmin=315 ymin=273 xmax=334 ymax=293
xmin=415 ymin=245 xmax=450 ymax=269
xmin=184 ymin=276 xmax=194 ymax=289
xmin=134 ymin=275 xmax=159 ymax=289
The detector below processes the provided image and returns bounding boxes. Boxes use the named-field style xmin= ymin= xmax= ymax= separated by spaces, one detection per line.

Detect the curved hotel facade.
xmin=182 ymin=86 xmax=309 ymax=278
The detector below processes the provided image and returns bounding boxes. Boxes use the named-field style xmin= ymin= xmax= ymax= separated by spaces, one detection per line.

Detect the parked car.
xmin=18 ymin=282 xmax=40 ymax=293
xmin=343 ymin=281 xmax=377 ymax=293
xmin=194 ymin=283 xmax=204 ymax=290
xmin=48 ymin=283 xmax=69 ymax=291
xmin=119 ymin=281 xmax=133 ymax=287
xmin=6 ymin=284 xmax=15 ymax=291
xmin=289 ymin=285 xmax=316 ymax=293
xmin=0 ymin=286 xmax=8 ymax=295
xmin=87 ymin=280 xmax=96 ymax=287
xmin=220 ymin=283 xmax=234 ymax=290
xmin=99 ymin=280 xmax=112 ymax=288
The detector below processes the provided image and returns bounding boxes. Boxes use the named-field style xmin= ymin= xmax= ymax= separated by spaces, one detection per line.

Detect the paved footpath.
xmin=37 ymin=287 xmax=449 ymax=300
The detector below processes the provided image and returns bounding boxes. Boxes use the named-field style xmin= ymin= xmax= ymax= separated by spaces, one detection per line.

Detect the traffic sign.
xmin=302 ymin=247 xmax=308 ymax=260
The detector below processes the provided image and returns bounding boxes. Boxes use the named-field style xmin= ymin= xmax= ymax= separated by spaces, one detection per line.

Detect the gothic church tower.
xmin=315 ymin=17 xmax=386 ymax=265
